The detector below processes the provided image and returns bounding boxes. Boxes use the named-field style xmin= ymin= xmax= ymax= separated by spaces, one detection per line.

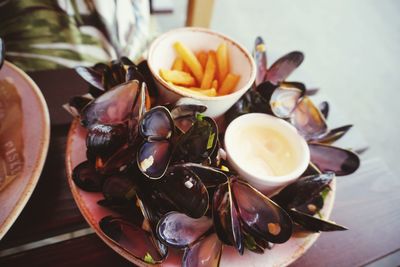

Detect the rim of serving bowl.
xmin=147 ymin=27 xmax=256 ymax=101
xmin=224 ymin=113 xmax=310 ymax=186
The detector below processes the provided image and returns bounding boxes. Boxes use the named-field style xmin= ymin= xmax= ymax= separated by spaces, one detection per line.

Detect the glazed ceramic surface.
xmin=0 ymin=61 xmax=50 ymax=239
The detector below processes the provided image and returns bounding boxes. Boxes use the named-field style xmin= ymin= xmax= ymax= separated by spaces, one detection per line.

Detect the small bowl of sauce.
xmin=224 ymin=113 xmax=309 ymax=195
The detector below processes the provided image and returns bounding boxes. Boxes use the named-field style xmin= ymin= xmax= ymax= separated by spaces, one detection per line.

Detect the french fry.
xmin=219 ymin=73 xmax=240 ymax=95
xmin=173 ymin=42 xmax=204 ymax=83
xmin=216 ymin=42 xmax=229 ymax=84
xmin=160 ymin=69 xmax=196 ymax=86
xmin=196 ymin=51 xmax=208 ymax=69
xmin=170 ymin=83 xmax=217 ymax=97
xmin=183 ymin=62 xmax=192 ymax=74
xmin=171 ymin=57 xmax=184 ymax=71
xmin=200 ymin=51 xmax=217 ymax=89
xmin=211 ymin=79 xmax=218 ymax=90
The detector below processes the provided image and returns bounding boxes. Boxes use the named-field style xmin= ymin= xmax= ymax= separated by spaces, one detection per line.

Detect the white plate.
xmin=0 ymin=61 xmax=50 ymax=239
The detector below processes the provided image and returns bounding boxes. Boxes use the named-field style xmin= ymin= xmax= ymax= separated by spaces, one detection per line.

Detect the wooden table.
xmin=0 ymin=69 xmax=399 ymax=267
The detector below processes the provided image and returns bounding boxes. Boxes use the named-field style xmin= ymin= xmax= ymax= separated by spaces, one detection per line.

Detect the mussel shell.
xmin=75 ymin=66 xmax=104 ymax=91
xmin=86 ymin=123 xmax=128 ymax=157
xmin=310 ymin=124 xmax=353 ymax=144
xmin=213 ymin=181 xmax=244 ymax=254
xmin=72 ymin=160 xmax=103 ymax=192
xmin=66 ymin=95 xmax=93 ymax=117
xmin=102 ymin=174 xmax=136 ymax=202
xmin=272 ymin=172 xmax=334 ymax=210
xmin=120 ymin=56 xmax=136 ymax=67
xmin=255 ymin=81 xmax=277 ymax=113
xmin=289 ymin=209 xmax=347 ymax=232
xmin=139 ymin=106 xmax=174 ymax=141
xmin=270 ymin=81 xmax=306 ymax=118
xmin=295 ymin=194 xmax=324 ymax=216
xmin=174 ymin=116 xmax=218 ymax=163
xmin=171 ymin=97 xmax=207 ymax=120
xmin=182 ymin=233 xmax=222 ymax=267
xmin=232 ymin=179 xmax=293 ymax=244
xmin=254 ymin=36 xmax=268 ymax=86
xmin=80 ymin=80 xmax=140 ymax=129
xmin=266 ymin=51 xmax=304 ymax=85
xmin=98 ymin=144 xmax=136 ymax=175
xmin=290 ymin=96 xmax=328 ymax=140
xmin=137 ymin=140 xmax=172 ymax=179
xmin=137 ymin=60 xmax=159 ymax=104
xmin=309 ymin=143 xmax=360 ymax=176
xmin=153 ymin=165 xmax=209 ymax=218
xmin=319 ymin=101 xmax=329 ymax=119
xmin=0 ymin=38 xmax=4 ymax=69
xmin=129 ymin=82 xmax=150 ymax=142
xmin=224 ymin=90 xmax=254 ymax=124
xmin=110 ymin=59 xmax=126 ymax=84
xmin=99 ymin=216 xmax=167 ymax=264
xmin=178 ymin=163 xmax=228 ymax=188
xmin=156 ymin=212 xmax=213 ymax=249
xmin=243 ymin=229 xmax=267 ymax=254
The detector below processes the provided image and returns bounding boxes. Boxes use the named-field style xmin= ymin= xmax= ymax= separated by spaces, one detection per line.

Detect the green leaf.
xmin=207 ymin=132 xmax=215 ymax=150
xmin=143 ymin=253 xmax=155 ymax=264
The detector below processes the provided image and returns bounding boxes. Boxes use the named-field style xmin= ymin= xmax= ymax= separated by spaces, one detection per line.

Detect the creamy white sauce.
xmin=230 ymin=125 xmax=298 ymax=177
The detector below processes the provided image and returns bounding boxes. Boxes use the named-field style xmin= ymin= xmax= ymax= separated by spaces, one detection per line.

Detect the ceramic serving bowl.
xmin=224 ymin=113 xmax=310 ymax=196
xmin=147 ymin=27 xmax=256 ymax=118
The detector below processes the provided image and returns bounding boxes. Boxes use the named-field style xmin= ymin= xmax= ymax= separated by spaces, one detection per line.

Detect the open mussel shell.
xmin=272 ymin=172 xmax=334 ymax=210
xmin=137 ymin=140 xmax=172 ymax=179
xmin=290 ymin=96 xmax=328 ymax=140
xmin=99 ymin=216 xmax=167 ymax=264
xmin=171 ymin=97 xmax=207 ymax=120
xmin=309 ymin=143 xmax=360 ymax=176
xmin=153 ymin=165 xmax=209 ymax=218
xmin=174 ymin=116 xmax=218 ymax=163
xmin=86 ymin=123 xmax=128 ymax=157
xmin=75 ymin=66 xmax=104 ymax=92
xmin=253 ymin=36 xmax=268 ymax=86
xmin=178 ymin=163 xmax=228 ymax=188
xmin=232 ymin=179 xmax=293 ymax=244
xmin=139 ymin=106 xmax=174 ymax=141
xmin=156 ymin=212 xmax=213 ymax=249
xmin=97 ymin=144 xmax=136 ymax=175
xmin=80 ymin=80 xmax=140 ymax=129
xmin=289 ymin=209 xmax=347 ymax=232
xmin=310 ymin=124 xmax=353 ymax=144
xmin=72 ymin=160 xmax=104 ymax=192
xmin=266 ymin=51 xmax=304 ymax=85
xmin=213 ymin=180 xmax=244 ymax=254
xmin=102 ymin=174 xmax=136 ymax=202
xmin=243 ymin=229 xmax=269 ymax=254
xmin=270 ymin=81 xmax=306 ymax=118
xmin=182 ymin=233 xmax=222 ymax=267
xmin=65 ymin=95 xmax=93 ymax=117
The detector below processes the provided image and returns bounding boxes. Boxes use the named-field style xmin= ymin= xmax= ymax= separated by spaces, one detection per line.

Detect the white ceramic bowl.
xmin=147 ymin=27 xmax=256 ymax=118
xmin=224 ymin=113 xmax=310 ymax=196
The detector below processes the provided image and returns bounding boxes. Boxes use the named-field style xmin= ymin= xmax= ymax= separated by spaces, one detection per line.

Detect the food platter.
xmin=63 ymin=28 xmax=359 ymax=266
xmin=0 ymin=61 xmax=50 ymax=239
xmin=65 ymin=119 xmax=336 ymax=267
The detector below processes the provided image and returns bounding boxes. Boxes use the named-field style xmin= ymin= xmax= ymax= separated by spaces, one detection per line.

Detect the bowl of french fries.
xmin=148 ymin=27 xmax=256 ymax=117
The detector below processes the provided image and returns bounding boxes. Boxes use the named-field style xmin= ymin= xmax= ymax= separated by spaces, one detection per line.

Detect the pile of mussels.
xmin=66 ymin=37 xmax=361 ymax=266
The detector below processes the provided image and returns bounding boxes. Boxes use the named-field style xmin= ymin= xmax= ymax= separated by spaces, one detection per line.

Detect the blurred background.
xmin=155 ymin=0 xmax=400 ymax=178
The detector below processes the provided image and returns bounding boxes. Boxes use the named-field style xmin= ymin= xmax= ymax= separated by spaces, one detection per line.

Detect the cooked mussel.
xmin=182 ymin=233 xmax=222 ymax=267
xmin=86 ymin=123 xmax=128 ymax=157
xmin=310 ymin=125 xmax=353 ymax=144
xmin=152 ymin=164 xmax=209 ymax=218
xmin=265 ymin=51 xmax=304 ymax=85
xmin=253 ymin=36 xmax=268 ymax=86
xmin=272 ymin=172 xmax=334 ymax=210
xmin=309 ymin=143 xmax=360 ymax=176
xmin=99 ymin=216 xmax=167 ymax=264
xmin=80 ymin=80 xmax=140 ymax=129
xmin=72 ymin=160 xmax=104 ymax=192
xmin=288 ymin=209 xmax=347 ymax=232
xmin=174 ymin=116 xmax=218 ymax=164
xmin=231 ymin=179 xmax=293 ymax=244
xmin=97 ymin=144 xmax=136 ymax=175
xmin=139 ymin=106 xmax=174 ymax=141
xmin=156 ymin=212 xmax=213 ymax=248
xmin=102 ymin=174 xmax=137 ymax=203
xmin=270 ymin=81 xmax=306 ymax=118
xmin=290 ymin=96 xmax=328 ymax=140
